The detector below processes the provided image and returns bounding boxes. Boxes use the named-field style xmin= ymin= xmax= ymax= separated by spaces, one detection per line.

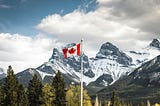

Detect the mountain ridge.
xmin=1 ymin=39 xmax=160 ymax=88
xmin=97 ymin=54 xmax=160 ymax=105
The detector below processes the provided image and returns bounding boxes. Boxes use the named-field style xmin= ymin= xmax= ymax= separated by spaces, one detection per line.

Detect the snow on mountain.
xmin=90 ymin=58 xmax=132 ymax=82
xmin=37 ymin=61 xmax=80 ymax=83
xmin=129 ymin=55 xmax=160 ymax=87
xmin=95 ymin=42 xmax=132 ymax=66
xmin=97 ymin=55 xmax=160 ymax=105
xmin=89 ymin=42 xmax=133 ymax=85
xmin=14 ymin=39 xmax=160 ymax=87
xmin=36 ymin=42 xmax=134 ymax=86
xmin=126 ymin=38 xmax=160 ymax=67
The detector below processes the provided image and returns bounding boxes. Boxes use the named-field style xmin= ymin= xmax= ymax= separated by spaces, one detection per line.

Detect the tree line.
xmin=1 ymin=66 xmax=158 ymax=106
xmin=0 ymin=66 xmax=92 ymax=106
xmin=97 ymin=91 xmax=159 ymax=106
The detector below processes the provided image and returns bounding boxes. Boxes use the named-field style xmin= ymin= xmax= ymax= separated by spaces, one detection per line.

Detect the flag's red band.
xmin=77 ymin=43 xmax=81 ymax=55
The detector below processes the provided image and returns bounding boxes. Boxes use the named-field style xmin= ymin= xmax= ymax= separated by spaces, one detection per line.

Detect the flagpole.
xmin=80 ymin=39 xmax=83 ymax=106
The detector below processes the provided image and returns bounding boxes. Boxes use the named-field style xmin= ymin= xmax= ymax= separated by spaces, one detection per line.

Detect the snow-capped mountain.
xmin=130 ymin=55 xmax=160 ymax=87
xmin=96 ymin=42 xmax=132 ymax=66
xmin=150 ymin=38 xmax=160 ymax=48
xmin=97 ymin=55 xmax=160 ymax=105
xmin=126 ymin=38 xmax=160 ymax=66
xmin=15 ymin=39 xmax=160 ymax=87
xmin=39 ymin=42 xmax=134 ymax=86
xmin=89 ymin=42 xmax=133 ymax=86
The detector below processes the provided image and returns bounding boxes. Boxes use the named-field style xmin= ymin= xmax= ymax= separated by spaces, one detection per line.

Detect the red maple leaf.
xmin=68 ymin=48 xmax=76 ymax=54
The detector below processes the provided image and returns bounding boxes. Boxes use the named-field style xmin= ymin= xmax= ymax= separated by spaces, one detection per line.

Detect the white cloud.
xmin=96 ymin=0 xmax=160 ymax=34
xmin=36 ymin=0 xmax=158 ymax=57
xmin=0 ymin=33 xmax=63 ymax=73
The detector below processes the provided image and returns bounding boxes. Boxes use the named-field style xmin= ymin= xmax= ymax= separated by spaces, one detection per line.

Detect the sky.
xmin=0 ymin=0 xmax=160 ymax=73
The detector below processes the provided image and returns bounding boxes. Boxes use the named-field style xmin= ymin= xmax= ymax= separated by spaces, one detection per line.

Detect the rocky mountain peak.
xmin=96 ymin=42 xmax=132 ymax=66
xmin=2 ymin=39 xmax=160 ymax=89
xmin=149 ymin=38 xmax=160 ymax=48
xmin=48 ymin=43 xmax=95 ymax=78
xmin=49 ymin=48 xmax=61 ymax=62
xmin=96 ymin=42 xmax=119 ymax=58
xmin=98 ymin=42 xmax=119 ymax=56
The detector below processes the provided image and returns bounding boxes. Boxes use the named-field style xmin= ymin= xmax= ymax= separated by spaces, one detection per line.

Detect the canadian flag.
xmin=62 ymin=43 xmax=81 ymax=59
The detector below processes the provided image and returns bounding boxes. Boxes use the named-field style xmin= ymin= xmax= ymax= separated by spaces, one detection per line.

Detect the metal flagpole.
xmin=80 ymin=39 xmax=83 ymax=106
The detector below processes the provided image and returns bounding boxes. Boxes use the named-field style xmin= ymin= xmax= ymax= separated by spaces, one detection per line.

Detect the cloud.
xmin=97 ymin=0 xmax=160 ymax=34
xmin=0 ymin=33 xmax=63 ymax=73
xmin=36 ymin=0 xmax=159 ymax=57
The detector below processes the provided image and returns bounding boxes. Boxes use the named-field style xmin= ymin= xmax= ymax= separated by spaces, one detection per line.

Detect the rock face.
xmin=5 ymin=39 xmax=160 ymax=87
xmin=49 ymin=46 xmax=95 ymax=78
xmin=149 ymin=38 xmax=160 ymax=48
xmin=96 ymin=42 xmax=132 ymax=66
xmin=130 ymin=55 xmax=160 ymax=87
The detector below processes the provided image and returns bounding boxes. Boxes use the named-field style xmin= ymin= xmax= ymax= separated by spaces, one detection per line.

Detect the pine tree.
xmin=66 ymin=85 xmax=76 ymax=106
xmin=66 ymin=85 xmax=92 ymax=106
xmin=28 ymin=74 xmax=42 ymax=106
xmin=101 ymin=99 xmax=108 ymax=106
xmin=83 ymin=86 xmax=92 ymax=106
xmin=52 ymin=70 xmax=66 ymax=106
xmin=121 ymin=100 xmax=125 ymax=106
xmin=40 ymin=83 xmax=55 ymax=106
xmin=110 ymin=91 xmax=122 ymax=106
xmin=0 ymin=85 xmax=4 ymax=106
xmin=127 ymin=102 xmax=133 ymax=106
xmin=3 ymin=65 xmax=19 ymax=106
xmin=140 ymin=102 xmax=145 ymax=106
xmin=18 ymin=84 xmax=29 ymax=106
